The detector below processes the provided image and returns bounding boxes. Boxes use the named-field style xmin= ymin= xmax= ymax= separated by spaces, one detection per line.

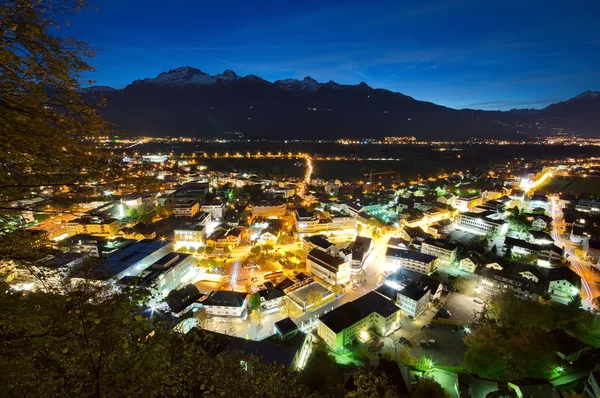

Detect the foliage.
xmin=411 ymin=377 xmax=450 ymax=398
xmin=204 ymin=246 xmax=215 ymax=255
xmin=194 ymin=307 xmax=209 ymax=329
xmin=0 ymin=0 xmax=114 ymax=228
xmin=249 ymin=308 xmax=265 ymax=328
xmin=250 ymin=245 xmax=262 ymax=255
xmin=568 ymin=294 xmax=583 ymax=310
xmin=306 ymin=289 xmax=322 ymax=306
xmin=463 ymin=326 xmax=557 ymax=380
xmin=279 ymin=297 xmax=297 ymax=317
xmin=299 ymin=340 xmax=345 ymax=396
xmin=248 ymin=293 xmax=261 ymax=309
xmin=346 ymin=372 xmax=400 ymax=398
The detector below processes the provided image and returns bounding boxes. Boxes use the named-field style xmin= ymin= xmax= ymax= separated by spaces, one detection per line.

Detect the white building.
xmin=173 ymin=200 xmax=200 ymax=218
xmin=455 ymin=211 xmax=508 ymax=236
xmin=201 ymin=202 xmax=226 ymax=219
xmin=385 ymin=248 xmax=438 ymax=274
xmin=202 ymin=290 xmax=248 ymax=317
xmin=306 ymin=248 xmax=351 ymax=285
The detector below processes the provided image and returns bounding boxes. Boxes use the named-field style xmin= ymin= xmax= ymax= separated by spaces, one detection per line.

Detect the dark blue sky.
xmin=71 ymin=0 xmax=600 ymax=110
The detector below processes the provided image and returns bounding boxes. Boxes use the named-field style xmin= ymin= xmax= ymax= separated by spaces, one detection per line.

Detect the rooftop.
xmin=307 ymin=248 xmax=346 ymax=273
xmin=204 ymin=290 xmax=248 ymax=307
xmin=385 ymin=248 xmax=437 ymax=264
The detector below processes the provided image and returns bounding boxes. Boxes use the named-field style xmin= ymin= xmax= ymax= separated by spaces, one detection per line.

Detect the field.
xmin=537 ymin=176 xmax=600 ymax=197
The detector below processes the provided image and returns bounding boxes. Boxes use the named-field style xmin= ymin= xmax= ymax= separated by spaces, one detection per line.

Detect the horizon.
xmin=69 ymin=0 xmax=600 ymax=111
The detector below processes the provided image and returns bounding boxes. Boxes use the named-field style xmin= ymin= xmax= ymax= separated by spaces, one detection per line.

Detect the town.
xmin=8 ymin=144 xmax=600 ymax=397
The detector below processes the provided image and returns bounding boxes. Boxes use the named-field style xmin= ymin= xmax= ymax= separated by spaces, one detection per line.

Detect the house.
xmin=306 ymin=248 xmax=351 ymax=285
xmin=303 ymin=234 xmax=337 ymax=255
xmin=202 ymin=290 xmax=248 ymax=318
xmin=384 ymin=268 xmax=443 ymax=302
xmin=420 ymin=238 xmax=459 ymax=265
xmin=475 ymin=266 xmax=544 ymax=301
xmin=165 ymin=284 xmax=204 ymax=314
xmin=532 ymin=216 xmax=550 ymax=230
xmin=385 ymin=248 xmax=438 ymax=274
xmin=257 ymin=288 xmax=285 ymax=311
xmin=458 ymin=251 xmax=482 ymax=273
xmin=207 ymin=228 xmax=242 ymax=248
xmin=350 ymin=236 xmax=373 ymax=272
xmin=540 ymin=267 xmax=581 ymax=299
xmin=378 ymin=282 xmax=430 ymax=319
xmin=173 ymin=199 xmax=200 ymax=218
xmin=527 ymin=230 xmax=554 ymax=245
xmin=274 ymin=317 xmax=299 ymax=340
xmin=387 ymin=237 xmax=410 ymax=250
xmin=503 ymin=237 xmax=563 ymax=266
xmin=437 ymin=193 xmax=457 ymax=207
xmin=257 ymin=226 xmax=281 ymax=244
xmin=583 ymin=238 xmax=600 ymax=263
xmin=317 ymin=291 xmax=401 ymax=351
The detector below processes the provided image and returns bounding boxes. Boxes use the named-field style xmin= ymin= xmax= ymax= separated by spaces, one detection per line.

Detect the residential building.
xmin=455 ymin=211 xmax=508 ymax=236
xmin=458 ymin=251 xmax=482 ymax=273
xmin=303 ymin=235 xmax=337 ymax=255
xmin=306 ymin=248 xmax=351 ymax=285
xmin=294 ymin=208 xmax=354 ymax=236
xmin=202 ymin=290 xmax=248 ymax=317
xmin=200 ymin=202 xmax=226 ymax=219
xmin=317 ymin=291 xmax=401 ymax=351
xmin=385 ymin=248 xmax=438 ymax=274
xmin=173 ymin=199 xmax=200 ymax=218
xmin=165 ymin=284 xmax=204 ymax=314
xmin=257 ymin=288 xmax=285 ymax=310
xmin=384 ymin=268 xmax=443 ymax=302
xmin=455 ymin=193 xmax=483 ymax=212
xmin=274 ymin=318 xmax=300 ymax=341
xmin=527 ymin=231 xmax=554 ymax=245
xmin=504 ymin=237 xmax=563 ymax=266
xmin=257 ymin=226 xmax=281 ymax=244
xmin=66 ymin=216 xmax=120 ymax=237
xmin=251 ymin=202 xmax=287 ymax=218
xmin=420 ymin=238 xmax=458 ymax=265
xmin=583 ymin=238 xmax=600 ymax=263
xmin=437 ymin=193 xmax=457 ymax=207
xmin=350 ymin=236 xmax=373 ymax=272
xmin=206 ymin=228 xmax=242 ymax=248
xmin=540 ymin=267 xmax=581 ymax=299
xmin=532 ymin=216 xmax=549 ymax=230
xmin=475 ymin=266 xmax=544 ymax=301
xmin=547 ymin=329 xmax=586 ymax=363
xmin=576 ymin=199 xmax=600 ymax=214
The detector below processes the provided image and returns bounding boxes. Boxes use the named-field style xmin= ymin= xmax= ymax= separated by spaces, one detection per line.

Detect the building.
xmin=80 ymin=239 xmax=174 ymax=282
xmin=455 ymin=211 xmax=508 ymax=236
xmin=202 ymin=290 xmax=248 ymax=317
xmin=420 ymin=238 xmax=458 ymax=265
xmin=207 ymin=228 xmax=242 ymax=248
xmin=527 ymin=231 xmax=554 ymax=245
xmin=251 ymin=202 xmax=287 ymax=218
xmin=576 ymin=199 xmax=600 ymax=214
xmin=532 ymin=216 xmax=549 ymax=230
xmin=173 ymin=199 xmax=200 ymax=218
xmin=583 ymin=238 xmax=600 ymax=263
xmin=540 ymin=267 xmax=581 ymax=299
xmin=274 ymin=317 xmax=300 ymax=341
xmin=384 ymin=268 xmax=443 ymax=302
xmin=257 ymin=288 xmax=286 ymax=310
xmin=165 ymin=284 xmax=205 ymax=314
xmin=504 ymin=237 xmax=563 ymax=266
xmin=303 ymin=235 xmax=337 ymax=255
xmin=385 ymin=248 xmax=438 ymax=274
xmin=306 ymin=248 xmax=351 ymax=285
xmin=350 ymin=236 xmax=374 ymax=272
xmin=458 ymin=251 xmax=482 ymax=273
xmin=294 ymin=208 xmax=354 ymax=236
xmin=317 ymin=291 xmax=401 ymax=351
xmin=66 ymin=216 xmax=120 ymax=237
xmin=200 ymin=202 xmax=226 ymax=219
xmin=174 ymin=225 xmax=206 ymax=250
xmin=475 ymin=266 xmax=543 ymax=301
xmin=455 ymin=193 xmax=483 ymax=212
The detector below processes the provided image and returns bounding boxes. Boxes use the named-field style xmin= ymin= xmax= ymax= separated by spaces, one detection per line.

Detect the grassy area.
xmin=538 ymin=175 xmax=600 ymax=196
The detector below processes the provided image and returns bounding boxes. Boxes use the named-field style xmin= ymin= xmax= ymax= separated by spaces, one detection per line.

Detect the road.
xmin=550 ymin=197 xmax=599 ymax=309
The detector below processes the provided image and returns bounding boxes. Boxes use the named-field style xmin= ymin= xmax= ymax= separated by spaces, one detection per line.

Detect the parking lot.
xmin=441 ymin=292 xmax=484 ymax=322
xmin=407 ymin=323 xmax=468 ymax=366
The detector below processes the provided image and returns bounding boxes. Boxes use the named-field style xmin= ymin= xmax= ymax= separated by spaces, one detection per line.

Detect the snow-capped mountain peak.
xmin=215 ymin=69 xmax=240 ymax=81
xmin=274 ymin=76 xmax=322 ymax=92
xmin=133 ymin=66 xmax=216 ymax=86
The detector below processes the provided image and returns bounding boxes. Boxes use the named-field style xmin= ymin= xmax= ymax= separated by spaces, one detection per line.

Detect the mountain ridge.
xmin=82 ymin=67 xmax=600 ymax=139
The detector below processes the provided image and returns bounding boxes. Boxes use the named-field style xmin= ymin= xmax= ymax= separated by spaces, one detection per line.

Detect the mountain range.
xmin=82 ymin=66 xmax=600 ymax=140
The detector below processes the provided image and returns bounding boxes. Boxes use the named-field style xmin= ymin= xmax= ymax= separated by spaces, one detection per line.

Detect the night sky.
xmin=71 ymin=0 xmax=600 ymax=110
